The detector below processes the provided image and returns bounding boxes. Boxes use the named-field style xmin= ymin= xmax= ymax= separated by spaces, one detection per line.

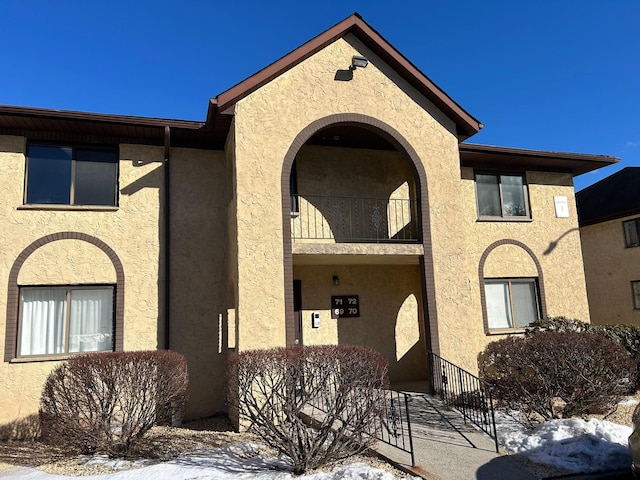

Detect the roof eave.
xmin=460 ymin=143 xmax=619 ymax=176
xmin=213 ymin=13 xmax=482 ymax=140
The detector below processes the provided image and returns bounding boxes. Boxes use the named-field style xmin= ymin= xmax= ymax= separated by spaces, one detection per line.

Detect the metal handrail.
xmin=291 ymin=194 xmax=418 ymax=243
xmin=428 ymin=351 xmax=499 ymax=453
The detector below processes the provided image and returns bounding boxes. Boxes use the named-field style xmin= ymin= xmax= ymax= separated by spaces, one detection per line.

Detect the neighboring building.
xmin=0 ymin=13 xmax=617 ymax=430
xmin=577 ymin=167 xmax=640 ymax=326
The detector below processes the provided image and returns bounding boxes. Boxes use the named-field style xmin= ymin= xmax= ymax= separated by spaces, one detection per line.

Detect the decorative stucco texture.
xmin=232 ymin=34 xmax=460 ymax=355
xmin=294 ymin=264 xmax=426 ymax=382
xmin=581 ymin=214 xmax=640 ymax=326
xmin=0 ymin=29 xmax=595 ymax=434
xmin=169 ymin=147 xmax=230 ymax=417
xmin=453 ymin=168 xmax=591 ymax=373
xmin=0 ymin=139 xmax=164 ymax=429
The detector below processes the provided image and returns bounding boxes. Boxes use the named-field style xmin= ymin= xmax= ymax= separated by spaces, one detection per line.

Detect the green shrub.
xmin=480 ymin=331 xmax=634 ymax=425
xmin=40 ymin=351 xmax=188 ymax=455
xmin=227 ymin=345 xmax=388 ymax=475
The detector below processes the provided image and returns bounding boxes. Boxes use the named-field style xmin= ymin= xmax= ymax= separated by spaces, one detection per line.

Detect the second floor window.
xmin=25 ymin=144 xmax=118 ymax=206
xmin=624 ymin=218 xmax=640 ymax=248
xmin=475 ymin=172 xmax=529 ymax=219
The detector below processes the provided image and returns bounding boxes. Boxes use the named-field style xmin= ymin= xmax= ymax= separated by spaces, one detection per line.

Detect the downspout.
xmin=164 ymin=126 xmax=171 ymax=350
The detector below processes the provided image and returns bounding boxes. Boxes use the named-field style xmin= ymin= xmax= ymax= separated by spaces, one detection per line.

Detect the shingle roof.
xmin=576 ymin=167 xmax=640 ymax=226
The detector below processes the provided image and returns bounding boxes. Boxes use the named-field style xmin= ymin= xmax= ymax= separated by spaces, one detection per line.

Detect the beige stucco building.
xmin=0 ymin=14 xmax=617 ymax=433
xmin=577 ymin=167 xmax=640 ymax=326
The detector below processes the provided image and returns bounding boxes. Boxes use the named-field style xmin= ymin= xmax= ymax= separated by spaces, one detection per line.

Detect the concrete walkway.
xmin=373 ymin=382 xmax=539 ymax=480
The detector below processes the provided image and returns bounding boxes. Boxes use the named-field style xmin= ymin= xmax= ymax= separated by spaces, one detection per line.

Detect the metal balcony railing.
xmin=291 ymin=195 xmax=418 ymax=243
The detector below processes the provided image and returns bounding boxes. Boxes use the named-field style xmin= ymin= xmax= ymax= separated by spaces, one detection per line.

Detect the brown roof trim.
xmin=213 ymin=13 xmax=482 ymax=140
xmin=0 ymin=104 xmax=204 ymax=129
xmin=460 ymin=143 xmax=619 ymax=176
xmin=579 ymin=208 xmax=640 ymax=228
xmin=0 ymin=104 xmax=227 ymax=149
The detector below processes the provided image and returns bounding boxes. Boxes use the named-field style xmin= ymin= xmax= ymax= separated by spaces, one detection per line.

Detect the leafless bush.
xmin=227 ymin=345 xmax=388 ymax=475
xmin=40 ymin=350 xmax=188 ymax=456
xmin=480 ymin=332 xmax=635 ymax=425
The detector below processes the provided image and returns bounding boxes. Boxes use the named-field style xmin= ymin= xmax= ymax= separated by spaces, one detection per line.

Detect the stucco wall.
xmin=232 ymin=34 xmax=463 ymax=355
xmin=451 ymin=167 xmax=591 ymax=373
xmin=293 ymin=145 xmax=416 ymax=242
xmin=581 ymin=214 xmax=640 ymax=325
xmin=294 ymin=264 xmax=426 ymax=381
xmin=169 ymin=147 xmax=230 ymax=418
xmin=0 ymin=137 xmax=164 ymax=429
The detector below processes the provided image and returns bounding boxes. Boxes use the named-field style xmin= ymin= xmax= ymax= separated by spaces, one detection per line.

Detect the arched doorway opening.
xmin=280 ymin=114 xmax=439 ymax=384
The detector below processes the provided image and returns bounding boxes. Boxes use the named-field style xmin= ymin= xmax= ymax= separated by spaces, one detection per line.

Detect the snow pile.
xmin=497 ymin=413 xmax=633 ymax=473
xmin=0 ymin=442 xmax=414 ymax=480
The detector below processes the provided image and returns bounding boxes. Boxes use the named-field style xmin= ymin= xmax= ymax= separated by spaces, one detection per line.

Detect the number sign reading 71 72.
xmin=331 ymin=295 xmax=360 ymax=318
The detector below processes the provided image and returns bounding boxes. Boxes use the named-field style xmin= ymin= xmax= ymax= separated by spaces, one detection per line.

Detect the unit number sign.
xmin=331 ymin=295 xmax=360 ymax=318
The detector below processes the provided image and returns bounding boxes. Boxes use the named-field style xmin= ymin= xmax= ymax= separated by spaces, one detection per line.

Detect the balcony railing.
xmin=291 ymin=195 xmax=418 ymax=243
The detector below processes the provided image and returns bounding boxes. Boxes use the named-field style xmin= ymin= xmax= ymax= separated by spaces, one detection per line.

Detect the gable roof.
xmin=207 ymin=13 xmax=483 ymax=141
xmin=576 ymin=167 xmax=640 ymax=226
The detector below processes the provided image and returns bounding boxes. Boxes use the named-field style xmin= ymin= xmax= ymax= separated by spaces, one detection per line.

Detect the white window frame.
xmin=17 ymin=285 xmax=115 ymax=358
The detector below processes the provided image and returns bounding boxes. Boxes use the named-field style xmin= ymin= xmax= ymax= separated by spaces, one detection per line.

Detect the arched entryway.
xmin=280 ymin=113 xmax=440 ymax=383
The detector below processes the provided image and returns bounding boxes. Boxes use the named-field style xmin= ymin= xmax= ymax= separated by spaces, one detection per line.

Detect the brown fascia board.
xmin=212 ymin=13 xmax=482 ymax=140
xmin=0 ymin=104 xmax=205 ymax=130
xmin=460 ymin=143 xmax=619 ymax=176
xmin=579 ymin=207 xmax=640 ymax=227
xmin=0 ymin=104 xmax=228 ymax=149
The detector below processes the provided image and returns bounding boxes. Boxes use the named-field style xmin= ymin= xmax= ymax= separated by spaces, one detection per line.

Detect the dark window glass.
xmin=501 ymin=175 xmax=526 ymax=216
xmin=476 ymin=174 xmax=501 ymax=216
xmin=624 ymin=219 xmax=640 ymax=248
xmin=632 ymin=281 xmax=640 ymax=310
xmin=26 ymin=146 xmax=72 ymax=204
xmin=25 ymin=145 xmax=117 ymax=206
xmin=290 ymin=159 xmax=299 ymax=213
xmin=74 ymin=149 xmax=118 ymax=206
xmin=476 ymin=173 xmax=528 ymax=218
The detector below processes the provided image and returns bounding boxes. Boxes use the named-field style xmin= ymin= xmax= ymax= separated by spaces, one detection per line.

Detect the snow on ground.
xmin=497 ymin=412 xmax=633 ymax=473
xmin=1 ymin=408 xmax=637 ymax=478
xmin=0 ymin=443 xmax=413 ymax=480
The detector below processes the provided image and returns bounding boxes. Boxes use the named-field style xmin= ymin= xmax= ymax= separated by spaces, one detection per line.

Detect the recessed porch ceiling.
xmin=307 ymin=125 xmax=396 ymax=151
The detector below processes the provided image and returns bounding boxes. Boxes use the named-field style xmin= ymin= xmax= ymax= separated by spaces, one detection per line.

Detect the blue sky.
xmin=1 ymin=1 xmax=638 ymax=191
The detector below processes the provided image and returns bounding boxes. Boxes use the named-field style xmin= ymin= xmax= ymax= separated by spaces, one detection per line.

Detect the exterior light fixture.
xmin=351 ymin=55 xmax=369 ymax=69
xmin=332 ymin=275 xmax=340 ymax=285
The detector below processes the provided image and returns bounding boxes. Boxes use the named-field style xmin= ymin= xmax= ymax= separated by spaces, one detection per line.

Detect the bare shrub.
xmin=227 ymin=345 xmax=388 ymax=474
xmin=479 ymin=331 xmax=635 ymax=425
xmin=40 ymin=350 xmax=188 ymax=456
xmin=527 ymin=317 xmax=640 ymax=387
xmin=525 ymin=316 xmax=592 ymax=334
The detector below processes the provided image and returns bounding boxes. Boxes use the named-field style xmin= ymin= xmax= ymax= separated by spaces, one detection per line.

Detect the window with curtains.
xmin=484 ymin=278 xmax=540 ymax=331
xmin=18 ymin=286 xmax=114 ymax=356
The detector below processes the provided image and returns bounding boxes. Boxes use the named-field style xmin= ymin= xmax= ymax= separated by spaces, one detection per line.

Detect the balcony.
xmin=291 ymin=195 xmax=419 ymax=243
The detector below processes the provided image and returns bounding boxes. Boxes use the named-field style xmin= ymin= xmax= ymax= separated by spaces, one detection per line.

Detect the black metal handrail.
xmin=303 ymin=370 xmax=415 ymax=466
xmin=291 ymin=194 xmax=418 ymax=243
xmin=428 ymin=351 xmax=499 ymax=452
